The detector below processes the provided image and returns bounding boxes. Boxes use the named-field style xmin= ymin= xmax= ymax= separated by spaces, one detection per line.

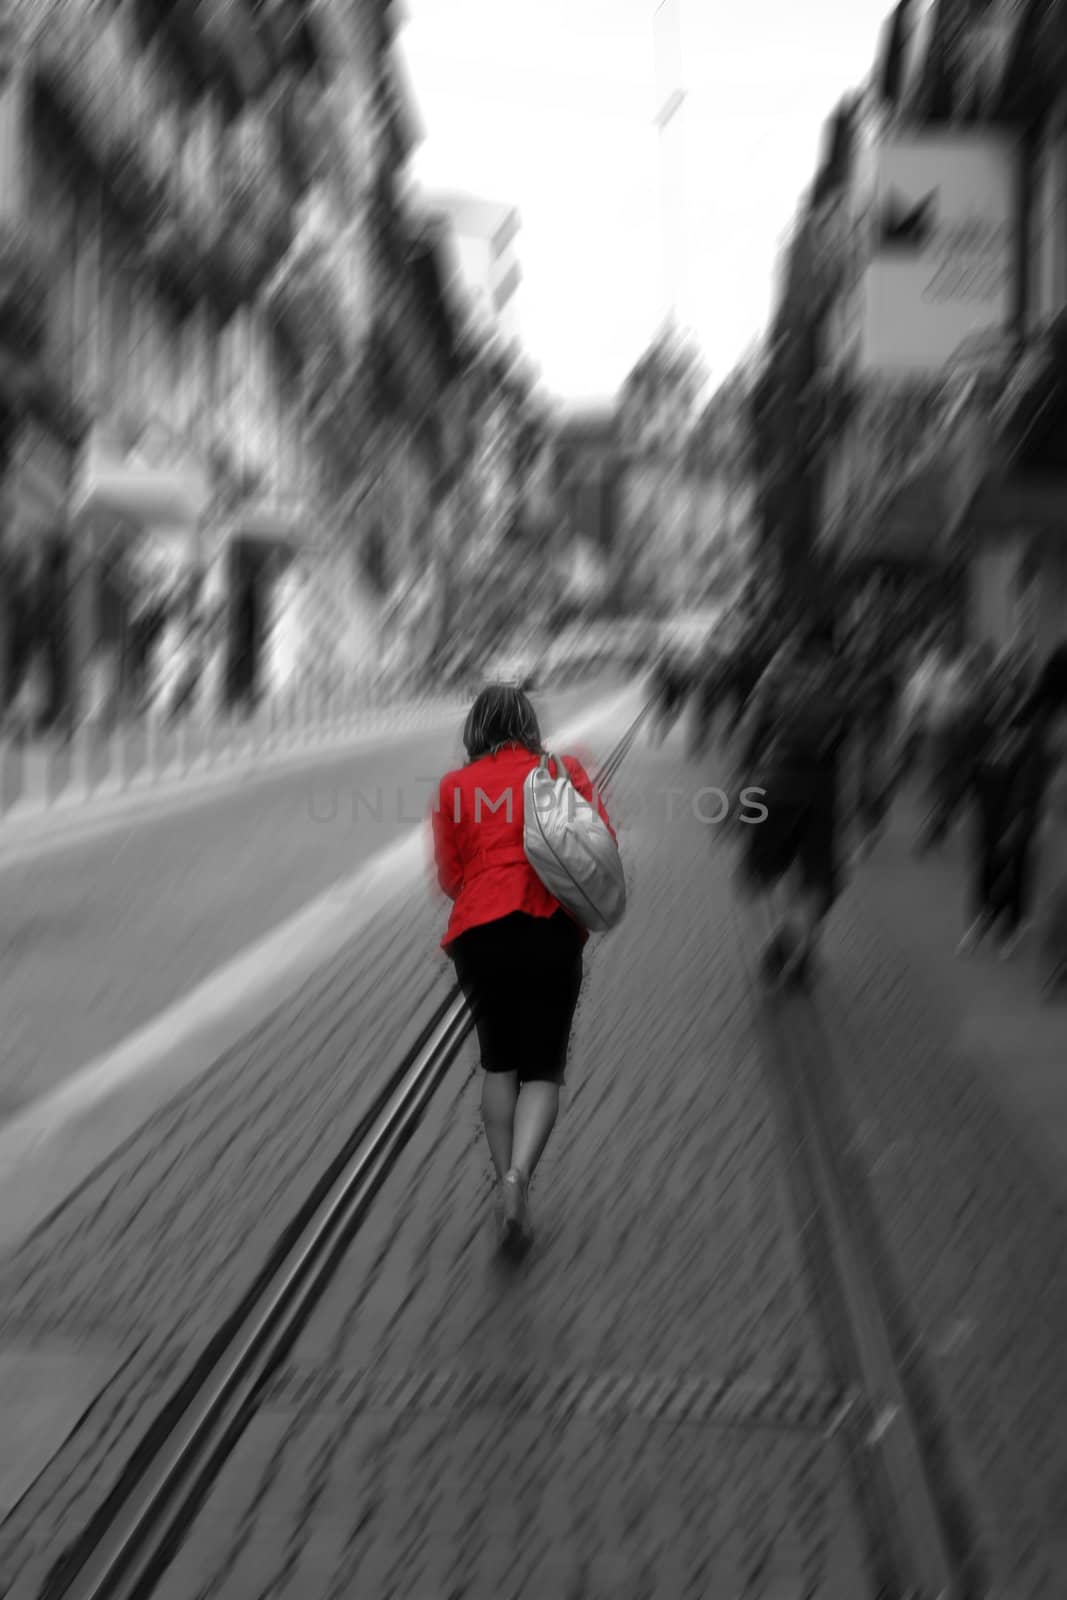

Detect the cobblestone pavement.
xmin=144 ymin=742 xmax=871 ymax=1599
xmin=0 ymin=679 xmax=617 ymax=1116
xmin=0 ymin=891 xmax=454 ymax=1598
xmin=5 ymin=714 xmax=1059 ymax=1594
xmin=23 ymin=722 xmax=1048 ymax=1597
xmin=818 ymin=839 xmax=1067 ymax=1600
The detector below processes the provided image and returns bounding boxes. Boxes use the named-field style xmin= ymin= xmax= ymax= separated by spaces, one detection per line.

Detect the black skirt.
xmin=450 ymin=911 xmax=584 ymax=1084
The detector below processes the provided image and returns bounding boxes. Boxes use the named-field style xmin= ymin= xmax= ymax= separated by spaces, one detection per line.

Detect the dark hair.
xmin=463 ymin=684 xmax=543 ymax=761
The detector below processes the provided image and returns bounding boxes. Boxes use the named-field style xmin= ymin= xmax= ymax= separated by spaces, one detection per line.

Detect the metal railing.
xmin=0 ymin=682 xmax=470 ymax=825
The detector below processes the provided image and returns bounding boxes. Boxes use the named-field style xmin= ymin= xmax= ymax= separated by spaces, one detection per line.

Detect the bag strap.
xmin=539 ymin=751 xmax=560 ymax=779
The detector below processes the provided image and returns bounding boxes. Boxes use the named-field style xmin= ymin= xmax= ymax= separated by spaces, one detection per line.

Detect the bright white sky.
xmin=398 ymin=0 xmax=895 ymax=404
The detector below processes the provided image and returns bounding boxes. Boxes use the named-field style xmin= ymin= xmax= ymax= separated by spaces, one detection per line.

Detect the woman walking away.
xmin=432 ymin=685 xmax=617 ymax=1252
xmin=734 ymin=617 xmax=853 ymax=987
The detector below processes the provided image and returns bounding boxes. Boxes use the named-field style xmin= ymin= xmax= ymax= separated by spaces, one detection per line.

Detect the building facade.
xmin=613 ymin=334 xmax=748 ymax=614
xmin=0 ymin=0 xmax=467 ymax=727
xmin=682 ymin=369 xmax=758 ymax=605
xmin=938 ymin=0 xmax=1067 ymax=659
xmin=778 ymin=0 xmax=1067 ymax=653
xmin=556 ymin=406 xmax=616 ymax=553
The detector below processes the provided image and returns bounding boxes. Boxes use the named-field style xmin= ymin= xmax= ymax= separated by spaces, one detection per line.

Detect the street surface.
xmin=0 ymin=716 xmax=876 ymax=1599
xmin=0 ymin=675 xmax=621 ymax=1118
xmin=0 ymin=714 xmax=1063 ymax=1596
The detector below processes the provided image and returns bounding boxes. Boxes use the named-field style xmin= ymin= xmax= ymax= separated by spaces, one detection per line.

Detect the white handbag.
xmin=522 ymin=752 xmax=626 ymax=933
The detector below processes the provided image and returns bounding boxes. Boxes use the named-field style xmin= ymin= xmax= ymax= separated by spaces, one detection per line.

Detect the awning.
xmin=71 ymin=465 xmax=208 ymax=527
xmin=71 ymin=427 xmax=209 ymax=528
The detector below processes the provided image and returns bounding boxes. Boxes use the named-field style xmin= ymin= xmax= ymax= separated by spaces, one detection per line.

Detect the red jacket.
xmin=432 ymin=743 xmax=616 ymax=950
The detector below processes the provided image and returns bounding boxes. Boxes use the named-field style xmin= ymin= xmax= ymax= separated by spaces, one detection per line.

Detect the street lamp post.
xmin=654 ymin=0 xmax=686 ymax=331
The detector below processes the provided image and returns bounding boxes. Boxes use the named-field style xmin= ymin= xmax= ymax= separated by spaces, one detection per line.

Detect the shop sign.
xmin=859 ymin=132 xmax=1018 ymax=375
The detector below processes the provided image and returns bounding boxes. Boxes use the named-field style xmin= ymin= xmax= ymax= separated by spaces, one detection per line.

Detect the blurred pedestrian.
xmin=687 ymin=637 xmax=724 ymax=759
xmin=895 ymin=626 xmax=947 ymax=779
xmin=650 ymin=648 xmax=687 ymax=744
xmin=959 ymin=645 xmax=1059 ymax=959
xmin=899 ymin=632 xmax=981 ymax=852
xmin=848 ymin=622 xmax=908 ymax=862
xmin=734 ymin=615 xmax=854 ymax=986
xmin=431 ymin=684 xmax=617 ymax=1252
xmin=723 ymin=619 xmax=775 ymax=740
xmin=927 ymin=644 xmax=991 ymax=850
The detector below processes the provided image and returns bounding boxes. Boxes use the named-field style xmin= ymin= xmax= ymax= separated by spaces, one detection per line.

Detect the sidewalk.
xmin=819 ymin=790 xmax=1067 ymax=1595
xmin=849 ymin=791 xmax=1067 ymax=1192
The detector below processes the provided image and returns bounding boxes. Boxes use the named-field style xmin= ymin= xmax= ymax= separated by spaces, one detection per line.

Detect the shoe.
xmin=957 ymin=918 xmax=988 ymax=957
xmin=500 ymin=1169 xmax=531 ymax=1251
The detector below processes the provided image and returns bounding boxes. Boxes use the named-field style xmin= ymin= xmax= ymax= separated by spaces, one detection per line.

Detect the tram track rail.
xmin=39 ymin=703 xmax=650 ymax=1600
xmin=733 ymin=889 xmax=986 ymax=1600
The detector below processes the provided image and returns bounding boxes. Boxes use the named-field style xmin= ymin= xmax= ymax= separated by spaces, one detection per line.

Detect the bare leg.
xmin=499 ymin=1081 xmax=561 ymax=1249
xmin=510 ymin=1081 xmax=560 ymax=1182
xmin=481 ymin=1071 xmax=518 ymax=1181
